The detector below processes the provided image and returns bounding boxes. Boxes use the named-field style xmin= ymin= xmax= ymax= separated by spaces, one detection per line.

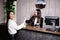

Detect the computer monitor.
xmin=45 ymin=16 xmax=59 ymax=31
xmin=45 ymin=16 xmax=59 ymax=26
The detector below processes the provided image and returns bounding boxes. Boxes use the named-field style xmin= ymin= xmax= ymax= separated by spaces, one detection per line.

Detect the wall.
xmin=17 ymin=0 xmax=60 ymax=28
xmin=41 ymin=0 xmax=60 ymax=17
xmin=0 ymin=0 xmax=5 ymax=23
xmin=17 ymin=0 xmax=36 ymax=24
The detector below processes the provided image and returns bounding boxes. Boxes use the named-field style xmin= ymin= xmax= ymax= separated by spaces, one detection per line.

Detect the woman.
xmin=7 ymin=11 xmax=26 ymax=40
xmin=26 ymin=9 xmax=43 ymax=28
xmin=34 ymin=9 xmax=43 ymax=28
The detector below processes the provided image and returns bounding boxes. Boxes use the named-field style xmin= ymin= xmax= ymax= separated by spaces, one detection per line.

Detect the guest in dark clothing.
xmin=26 ymin=9 xmax=43 ymax=28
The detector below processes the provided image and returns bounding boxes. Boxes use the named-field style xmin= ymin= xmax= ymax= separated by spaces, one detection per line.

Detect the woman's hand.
xmin=24 ymin=18 xmax=26 ymax=22
xmin=23 ymin=18 xmax=27 ymax=28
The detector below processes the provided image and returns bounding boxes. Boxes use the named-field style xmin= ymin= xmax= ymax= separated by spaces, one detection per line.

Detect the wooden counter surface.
xmin=23 ymin=26 xmax=60 ymax=35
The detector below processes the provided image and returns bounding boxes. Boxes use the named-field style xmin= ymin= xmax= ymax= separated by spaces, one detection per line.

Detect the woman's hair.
xmin=36 ymin=9 xmax=41 ymax=12
xmin=7 ymin=10 xmax=14 ymax=24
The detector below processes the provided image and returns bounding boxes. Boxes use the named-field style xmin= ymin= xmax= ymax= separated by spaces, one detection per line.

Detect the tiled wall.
xmin=17 ymin=0 xmax=60 ymax=28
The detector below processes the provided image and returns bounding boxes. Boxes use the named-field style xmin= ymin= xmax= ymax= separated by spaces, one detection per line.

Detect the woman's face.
xmin=9 ymin=12 xmax=14 ymax=20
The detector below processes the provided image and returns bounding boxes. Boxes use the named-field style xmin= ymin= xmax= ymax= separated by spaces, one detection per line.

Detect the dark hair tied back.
xmin=6 ymin=10 xmax=14 ymax=24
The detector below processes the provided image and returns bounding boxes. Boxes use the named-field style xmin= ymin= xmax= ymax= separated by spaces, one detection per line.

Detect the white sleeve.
xmin=8 ymin=20 xmax=26 ymax=30
xmin=17 ymin=22 xmax=26 ymax=30
xmin=17 ymin=18 xmax=27 ymax=30
xmin=8 ymin=21 xmax=19 ymax=30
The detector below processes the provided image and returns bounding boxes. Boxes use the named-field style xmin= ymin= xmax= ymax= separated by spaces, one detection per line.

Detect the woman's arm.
xmin=17 ymin=22 xmax=26 ymax=30
xmin=16 ymin=18 xmax=26 ymax=30
xmin=8 ymin=19 xmax=26 ymax=30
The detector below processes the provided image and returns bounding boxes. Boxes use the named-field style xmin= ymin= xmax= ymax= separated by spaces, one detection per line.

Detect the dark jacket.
xmin=26 ymin=16 xmax=43 ymax=28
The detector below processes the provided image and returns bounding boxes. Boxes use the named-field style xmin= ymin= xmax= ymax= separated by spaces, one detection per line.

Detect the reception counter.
xmin=23 ymin=26 xmax=60 ymax=35
xmin=16 ymin=26 xmax=60 ymax=40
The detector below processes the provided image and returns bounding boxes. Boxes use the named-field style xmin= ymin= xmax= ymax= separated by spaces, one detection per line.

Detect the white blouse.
xmin=34 ymin=18 xmax=40 ymax=26
xmin=8 ymin=19 xmax=26 ymax=35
